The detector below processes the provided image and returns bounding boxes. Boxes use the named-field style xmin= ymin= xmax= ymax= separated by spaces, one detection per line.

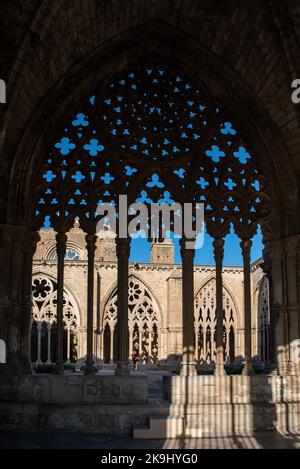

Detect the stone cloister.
xmin=29 ymin=227 xmax=268 ymax=369
xmin=0 ymin=0 xmax=300 ymax=438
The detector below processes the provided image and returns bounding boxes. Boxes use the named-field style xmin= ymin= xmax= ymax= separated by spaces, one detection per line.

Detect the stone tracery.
xmin=33 ymin=62 xmax=271 ymax=238
xmin=31 ymin=275 xmax=79 ymax=364
xmin=103 ymin=276 xmax=159 ymax=365
xmin=194 ymin=278 xmax=236 ymax=364
xmin=30 ymin=61 xmax=273 ymax=375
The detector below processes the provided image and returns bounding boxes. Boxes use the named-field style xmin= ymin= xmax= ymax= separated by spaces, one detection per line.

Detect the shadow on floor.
xmin=0 ymin=431 xmax=300 ymax=449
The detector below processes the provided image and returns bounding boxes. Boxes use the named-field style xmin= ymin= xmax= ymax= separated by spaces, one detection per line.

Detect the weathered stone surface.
xmin=0 ymin=374 xmax=148 ymax=405
xmin=0 ymin=402 xmax=159 ymax=433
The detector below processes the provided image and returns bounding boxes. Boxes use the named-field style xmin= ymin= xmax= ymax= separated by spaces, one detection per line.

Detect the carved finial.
xmin=73 ymin=217 xmax=80 ymax=229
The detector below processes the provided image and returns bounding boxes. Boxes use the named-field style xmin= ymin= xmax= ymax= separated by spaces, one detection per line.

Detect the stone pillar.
xmin=284 ymin=236 xmax=300 ymax=374
xmin=0 ymin=225 xmax=10 ymax=311
xmin=47 ymin=325 xmax=51 ymax=363
xmin=67 ymin=328 xmax=71 ymax=363
xmin=241 ymin=239 xmax=254 ymax=375
xmin=139 ymin=329 xmax=143 ymax=362
xmin=54 ymin=232 xmax=67 ymax=374
xmin=148 ymin=328 xmax=152 ymax=364
xmin=115 ymin=238 xmax=130 ymax=376
xmin=85 ymin=234 xmax=97 ymax=375
xmin=110 ymin=326 xmax=114 ymax=364
xmin=226 ymin=329 xmax=230 ymax=361
xmin=37 ymin=323 xmax=42 ymax=363
xmin=0 ymin=225 xmax=11 ymax=368
xmin=195 ymin=327 xmax=199 ymax=363
xmin=262 ymin=251 xmax=272 ymax=364
xmin=6 ymin=229 xmax=24 ymax=368
xmin=28 ymin=321 xmax=32 ymax=362
xmin=180 ymin=238 xmax=196 ymax=376
xmin=211 ymin=330 xmax=215 ymax=363
xmin=203 ymin=327 xmax=207 ymax=362
xmin=19 ymin=230 xmax=40 ymax=373
xmin=128 ymin=326 xmax=133 ymax=362
xmin=213 ymin=238 xmax=225 ymax=375
xmin=268 ymin=240 xmax=287 ymax=373
xmin=99 ymin=329 xmax=104 ymax=363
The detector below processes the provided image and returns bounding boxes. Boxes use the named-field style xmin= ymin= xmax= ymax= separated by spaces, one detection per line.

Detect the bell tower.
xmin=150 ymin=238 xmax=174 ymax=264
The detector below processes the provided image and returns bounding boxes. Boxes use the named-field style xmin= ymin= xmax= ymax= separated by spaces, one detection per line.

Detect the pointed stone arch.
xmin=101 ymin=272 xmax=163 ymax=364
xmin=194 ymin=274 xmax=239 ymax=364
xmin=194 ymin=273 xmax=240 ymax=325
xmin=32 ymin=268 xmax=82 ymax=324
xmin=100 ymin=271 xmax=163 ymax=329
xmin=30 ymin=270 xmax=81 ymax=364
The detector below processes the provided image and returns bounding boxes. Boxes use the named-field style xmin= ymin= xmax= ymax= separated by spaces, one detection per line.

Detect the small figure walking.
xmin=133 ymin=349 xmax=139 ymax=371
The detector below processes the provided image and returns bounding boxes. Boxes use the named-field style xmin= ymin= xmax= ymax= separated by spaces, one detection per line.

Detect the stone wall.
xmin=162 ymin=374 xmax=300 ymax=436
xmin=1 ymin=374 xmax=300 ymax=435
xmin=0 ymin=373 xmax=148 ymax=405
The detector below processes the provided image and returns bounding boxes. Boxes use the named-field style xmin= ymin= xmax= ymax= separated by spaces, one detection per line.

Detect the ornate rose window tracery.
xmin=33 ymin=62 xmax=272 ymax=240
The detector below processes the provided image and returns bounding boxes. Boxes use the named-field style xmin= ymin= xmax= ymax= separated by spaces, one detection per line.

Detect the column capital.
xmin=240 ymin=238 xmax=252 ymax=259
xmin=55 ymin=231 xmax=67 ymax=249
xmin=180 ymin=237 xmax=195 ymax=260
xmin=213 ymin=237 xmax=225 ymax=261
xmin=116 ymin=236 xmax=131 ymax=257
xmin=85 ymin=233 xmax=97 ymax=253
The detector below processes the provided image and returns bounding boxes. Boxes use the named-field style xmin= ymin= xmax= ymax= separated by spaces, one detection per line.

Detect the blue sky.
xmin=129 ymin=224 xmax=264 ymax=265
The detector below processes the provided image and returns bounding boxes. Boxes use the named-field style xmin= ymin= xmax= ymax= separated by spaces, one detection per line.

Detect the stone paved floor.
xmin=0 ymin=431 xmax=300 ymax=449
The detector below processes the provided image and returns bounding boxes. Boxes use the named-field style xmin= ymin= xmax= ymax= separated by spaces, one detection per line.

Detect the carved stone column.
xmin=0 ymin=225 xmax=30 ymax=373
xmin=128 ymin=326 xmax=133 ymax=362
xmin=195 ymin=327 xmax=199 ymax=363
xmin=37 ymin=323 xmax=42 ymax=364
xmin=66 ymin=328 xmax=70 ymax=363
xmin=241 ymin=238 xmax=254 ymax=375
xmin=54 ymin=232 xmax=67 ymax=374
xmin=262 ymin=245 xmax=274 ymax=365
xmin=284 ymin=236 xmax=300 ymax=374
xmin=99 ymin=328 xmax=104 ymax=363
xmin=85 ymin=233 xmax=97 ymax=375
xmin=5 ymin=229 xmax=23 ymax=368
xmin=0 ymin=225 xmax=11 ymax=308
xmin=180 ymin=238 xmax=196 ymax=376
xmin=148 ymin=328 xmax=152 ymax=364
xmin=47 ymin=325 xmax=51 ymax=364
xmin=213 ymin=238 xmax=225 ymax=375
xmin=268 ymin=240 xmax=287 ymax=374
xmin=138 ymin=329 xmax=143 ymax=362
xmin=203 ymin=327 xmax=207 ymax=361
xmin=19 ymin=230 xmax=40 ymax=373
xmin=115 ymin=237 xmax=130 ymax=375
xmin=110 ymin=326 xmax=114 ymax=364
